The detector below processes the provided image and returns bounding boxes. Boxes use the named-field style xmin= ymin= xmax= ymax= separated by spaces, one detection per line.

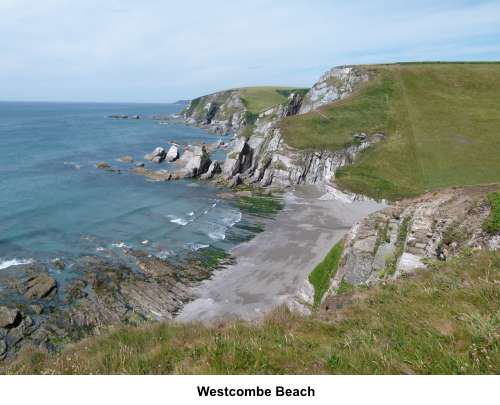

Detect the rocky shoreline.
xmin=0 ymin=243 xmax=235 ymax=362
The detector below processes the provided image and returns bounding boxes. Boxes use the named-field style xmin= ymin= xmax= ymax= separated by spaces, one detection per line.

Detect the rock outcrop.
xmin=144 ymin=147 xmax=166 ymax=163
xmin=183 ymin=66 xmax=379 ymax=190
xmin=166 ymin=145 xmax=179 ymax=162
xmin=182 ymin=90 xmax=246 ymax=135
xmin=322 ymin=186 xmax=499 ymax=307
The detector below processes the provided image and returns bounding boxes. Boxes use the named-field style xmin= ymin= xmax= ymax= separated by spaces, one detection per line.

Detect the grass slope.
xmin=281 ymin=63 xmax=500 ymax=200
xmin=7 ymin=250 xmax=499 ymax=375
xmin=239 ymin=86 xmax=308 ymax=114
xmin=309 ymin=241 xmax=343 ymax=308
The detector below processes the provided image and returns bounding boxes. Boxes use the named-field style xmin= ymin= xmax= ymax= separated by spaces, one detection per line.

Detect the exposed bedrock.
xmin=182 ymin=66 xmax=379 ymax=190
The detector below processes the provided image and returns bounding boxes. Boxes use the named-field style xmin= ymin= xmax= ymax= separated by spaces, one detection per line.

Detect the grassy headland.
xmin=281 ymin=63 xmax=500 ymax=200
xmin=6 ymin=250 xmax=498 ymax=374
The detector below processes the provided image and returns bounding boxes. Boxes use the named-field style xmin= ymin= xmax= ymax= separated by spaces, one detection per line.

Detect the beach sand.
xmin=176 ymin=185 xmax=385 ymax=322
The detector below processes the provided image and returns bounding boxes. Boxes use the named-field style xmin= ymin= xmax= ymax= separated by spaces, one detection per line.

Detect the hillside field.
xmin=281 ymin=63 xmax=500 ymax=200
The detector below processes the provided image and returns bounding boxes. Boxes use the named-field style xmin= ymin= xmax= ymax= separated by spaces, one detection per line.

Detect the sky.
xmin=1 ymin=0 xmax=500 ymax=103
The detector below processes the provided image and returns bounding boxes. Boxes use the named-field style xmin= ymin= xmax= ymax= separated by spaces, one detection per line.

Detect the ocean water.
xmin=0 ymin=101 xmax=246 ymax=269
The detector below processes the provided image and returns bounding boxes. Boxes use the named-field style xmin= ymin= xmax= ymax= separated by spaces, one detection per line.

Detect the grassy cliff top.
xmin=238 ymin=86 xmax=308 ymax=114
xmin=6 ymin=250 xmax=499 ymax=374
xmin=281 ymin=63 xmax=500 ymax=200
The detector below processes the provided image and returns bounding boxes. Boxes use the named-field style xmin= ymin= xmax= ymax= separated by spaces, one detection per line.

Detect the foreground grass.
xmin=281 ymin=63 xmax=500 ymax=200
xmin=309 ymin=241 xmax=344 ymax=308
xmin=6 ymin=250 xmax=499 ymax=375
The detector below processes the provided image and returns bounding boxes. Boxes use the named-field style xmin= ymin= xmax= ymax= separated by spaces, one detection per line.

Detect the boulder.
xmin=166 ymin=145 xmax=179 ymax=162
xmin=118 ymin=155 xmax=134 ymax=163
xmin=144 ymin=147 xmax=166 ymax=163
xmin=0 ymin=307 xmax=21 ymax=328
xmin=23 ymin=273 xmax=57 ymax=300
xmin=95 ymin=162 xmax=111 ymax=169
xmin=52 ymin=259 xmax=65 ymax=270
xmin=181 ymin=146 xmax=211 ymax=177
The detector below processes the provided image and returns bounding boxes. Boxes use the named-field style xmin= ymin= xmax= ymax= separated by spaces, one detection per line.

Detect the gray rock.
xmin=0 ymin=340 xmax=6 ymax=356
xmin=0 ymin=307 xmax=21 ymax=328
xmin=144 ymin=147 xmax=166 ymax=163
xmin=23 ymin=273 xmax=57 ymax=300
xmin=200 ymin=160 xmax=221 ymax=180
xmin=181 ymin=146 xmax=211 ymax=177
xmin=166 ymin=145 xmax=179 ymax=162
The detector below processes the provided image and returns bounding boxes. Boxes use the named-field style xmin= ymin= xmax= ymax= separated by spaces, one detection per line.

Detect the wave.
xmin=208 ymin=230 xmax=226 ymax=241
xmin=0 ymin=258 xmax=34 ymax=270
xmin=222 ymin=211 xmax=242 ymax=227
xmin=63 ymin=161 xmax=81 ymax=170
xmin=189 ymin=243 xmax=210 ymax=251
xmin=111 ymin=242 xmax=129 ymax=249
xmin=168 ymin=216 xmax=189 ymax=226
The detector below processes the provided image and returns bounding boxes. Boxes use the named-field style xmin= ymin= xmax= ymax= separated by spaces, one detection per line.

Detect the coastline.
xmin=177 ymin=185 xmax=385 ymax=322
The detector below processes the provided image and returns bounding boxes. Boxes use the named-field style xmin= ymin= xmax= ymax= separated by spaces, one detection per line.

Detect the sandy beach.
xmin=177 ymin=186 xmax=385 ymax=322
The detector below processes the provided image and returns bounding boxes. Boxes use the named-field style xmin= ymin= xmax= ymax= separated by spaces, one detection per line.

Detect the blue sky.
xmin=1 ymin=0 xmax=500 ymax=102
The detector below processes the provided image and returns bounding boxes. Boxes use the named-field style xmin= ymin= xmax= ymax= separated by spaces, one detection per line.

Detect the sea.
xmin=0 ymin=101 xmax=252 ymax=271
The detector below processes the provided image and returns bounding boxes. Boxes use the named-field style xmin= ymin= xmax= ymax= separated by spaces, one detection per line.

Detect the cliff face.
xmin=182 ymin=89 xmax=247 ymax=135
xmin=206 ymin=66 xmax=377 ymax=189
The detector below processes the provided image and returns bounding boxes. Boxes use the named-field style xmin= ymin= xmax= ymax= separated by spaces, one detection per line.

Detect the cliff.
xmin=182 ymin=66 xmax=377 ymax=190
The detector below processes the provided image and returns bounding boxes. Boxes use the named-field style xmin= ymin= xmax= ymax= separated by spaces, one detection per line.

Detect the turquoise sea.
xmin=0 ymin=101 xmax=248 ymax=270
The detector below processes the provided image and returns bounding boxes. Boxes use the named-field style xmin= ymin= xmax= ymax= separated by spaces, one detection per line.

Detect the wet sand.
xmin=176 ymin=185 xmax=385 ymax=322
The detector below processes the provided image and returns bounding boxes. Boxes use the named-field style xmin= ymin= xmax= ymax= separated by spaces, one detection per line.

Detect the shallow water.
xmin=0 ymin=101 xmax=246 ymax=268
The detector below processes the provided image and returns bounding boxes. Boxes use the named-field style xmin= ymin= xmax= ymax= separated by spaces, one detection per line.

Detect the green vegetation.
xmin=309 ymin=241 xmax=344 ymax=308
xmin=281 ymin=64 xmax=500 ymax=200
xmin=275 ymin=88 xmax=310 ymax=98
xmin=239 ymin=87 xmax=306 ymax=114
xmin=234 ymin=194 xmax=284 ymax=218
xmin=7 ymin=250 xmax=498 ymax=375
xmin=383 ymin=216 xmax=411 ymax=277
xmin=483 ymin=192 xmax=500 ymax=234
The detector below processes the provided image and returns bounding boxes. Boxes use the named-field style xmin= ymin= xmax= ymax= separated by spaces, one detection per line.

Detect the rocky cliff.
xmin=183 ymin=66 xmax=378 ymax=190
xmin=182 ymin=89 xmax=247 ymax=135
xmin=320 ymin=186 xmax=500 ymax=310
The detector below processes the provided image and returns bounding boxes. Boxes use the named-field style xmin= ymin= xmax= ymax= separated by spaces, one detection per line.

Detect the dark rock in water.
xmin=135 ymin=162 xmax=145 ymax=168
xmin=52 ymin=259 xmax=65 ymax=270
xmin=118 ymin=155 xmax=134 ymax=163
xmin=108 ymin=114 xmax=129 ymax=119
xmin=23 ymin=273 xmax=57 ymax=300
xmin=96 ymin=162 xmax=111 ymax=169
xmin=0 ymin=307 xmax=22 ymax=328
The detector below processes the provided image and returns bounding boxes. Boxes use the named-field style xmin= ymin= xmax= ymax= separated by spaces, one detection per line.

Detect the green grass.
xmin=239 ymin=86 xmax=307 ymax=114
xmin=234 ymin=194 xmax=284 ymax=218
xmin=309 ymin=241 xmax=344 ymax=308
xmin=281 ymin=63 xmax=500 ymax=200
xmin=483 ymin=192 xmax=500 ymax=234
xmin=6 ymin=250 xmax=499 ymax=375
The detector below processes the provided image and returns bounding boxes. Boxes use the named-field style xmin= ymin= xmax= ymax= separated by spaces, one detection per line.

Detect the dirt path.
xmin=176 ymin=186 xmax=385 ymax=322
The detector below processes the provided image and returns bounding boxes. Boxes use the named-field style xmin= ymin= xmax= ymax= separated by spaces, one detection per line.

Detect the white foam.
xmin=188 ymin=212 xmax=195 ymax=216
xmin=111 ymin=242 xmax=129 ymax=248
xmin=222 ymin=211 xmax=242 ymax=227
xmin=189 ymin=243 xmax=210 ymax=251
xmin=170 ymin=217 xmax=189 ymax=226
xmin=0 ymin=258 xmax=34 ymax=270
xmin=96 ymin=247 xmax=106 ymax=252
xmin=208 ymin=231 xmax=226 ymax=241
